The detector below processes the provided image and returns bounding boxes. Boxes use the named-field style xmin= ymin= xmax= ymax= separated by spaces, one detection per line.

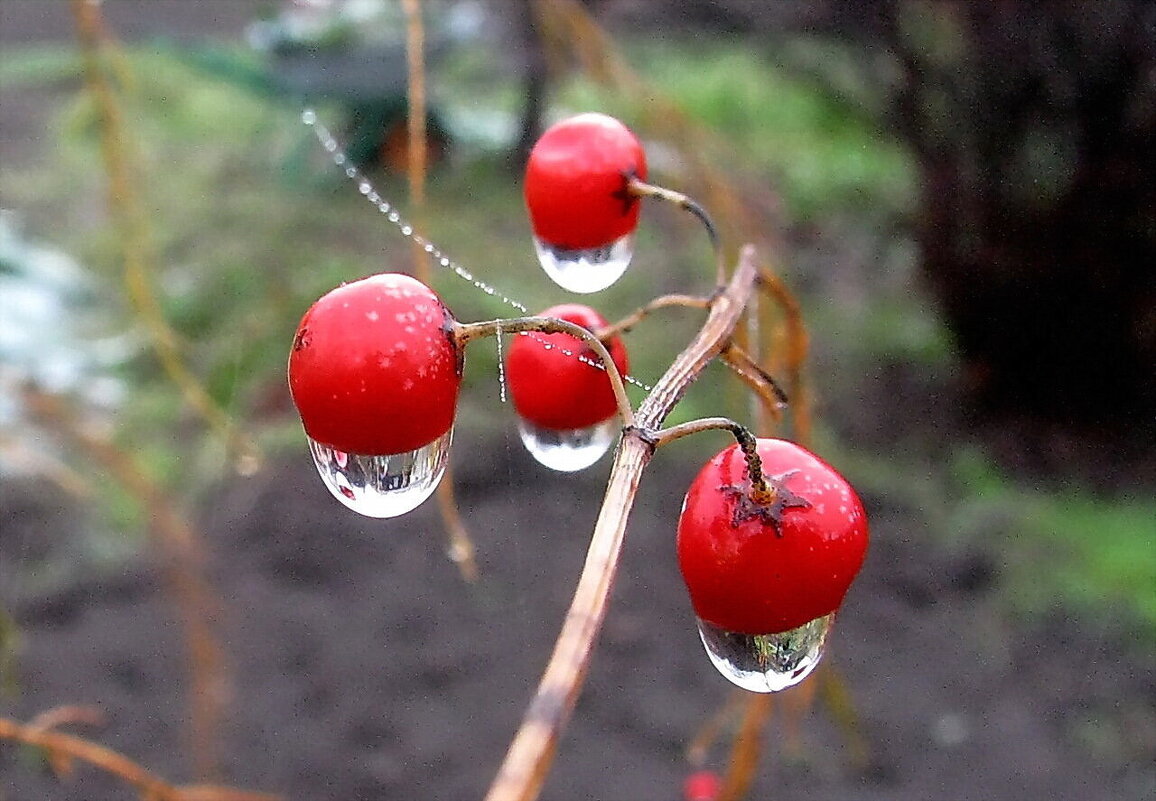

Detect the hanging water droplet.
xmin=307 ymin=429 xmax=452 ymax=518
xmin=533 ymin=234 xmax=634 ymax=294
xmin=517 ymin=418 xmax=617 ymax=472
xmin=696 ymin=613 xmax=834 ymax=693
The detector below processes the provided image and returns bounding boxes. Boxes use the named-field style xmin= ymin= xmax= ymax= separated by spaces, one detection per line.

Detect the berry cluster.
xmin=287 ymin=112 xmax=868 ymax=694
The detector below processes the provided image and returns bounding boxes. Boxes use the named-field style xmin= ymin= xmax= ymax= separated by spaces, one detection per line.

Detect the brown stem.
xmin=717 ymin=695 xmax=773 ymax=801
xmin=27 ymin=705 xmax=105 ymax=732
xmin=597 ymin=293 xmax=711 ymax=340
xmin=401 ymin=0 xmax=433 ymax=290
xmin=0 ymin=715 xmax=280 ymax=801
xmin=719 ymin=341 xmax=789 ymax=418
xmin=21 ymin=387 xmax=230 ymax=782
xmin=70 ymin=0 xmax=260 ymax=475
xmin=456 ymin=316 xmax=636 ymax=429
xmin=401 ymin=0 xmax=428 ymax=210
xmin=483 ymin=246 xmax=761 ymax=801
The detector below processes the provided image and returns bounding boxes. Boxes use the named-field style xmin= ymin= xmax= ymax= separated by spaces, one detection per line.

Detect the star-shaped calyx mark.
xmin=721 ymin=469 xmax=811 ymax=535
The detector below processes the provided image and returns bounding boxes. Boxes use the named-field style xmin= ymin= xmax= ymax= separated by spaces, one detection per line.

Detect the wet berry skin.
xmin=288 ymin=273 xmax=463 ymax=456
xmin=524 ymin=112 xmax=647 ymax=251
xmin=505 ymin=304 xmax=629 ymax=431
xmin=677 ymin=438 xmax=868 ymax=635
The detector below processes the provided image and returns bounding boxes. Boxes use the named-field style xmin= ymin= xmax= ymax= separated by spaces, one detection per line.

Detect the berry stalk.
xmin=456 ymin=316 xmax=636 ymax=429
xmin=649 ymin=417 xmax=774 ymax=505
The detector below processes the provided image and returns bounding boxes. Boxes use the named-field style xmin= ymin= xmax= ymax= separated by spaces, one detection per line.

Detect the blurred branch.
xmin=0 ymin=713 xmax=279 ymax=801
xmin=70 ymin=0 xmax=261 ymax=475
xmin=21 ymin=386 xmax=231 ymax=782
xmin=717 ymin=695 xmax=772 ymax=801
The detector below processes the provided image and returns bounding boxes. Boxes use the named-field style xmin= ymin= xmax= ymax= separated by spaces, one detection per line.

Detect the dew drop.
xmin=307 ymin=429 xmax=452 ymax=518
xmin=696 ymin=613 xmax=834 ymax=693
xmin=533 ymin=233 xmax=634 ymax=294
xmin=517 ymin=418 xmax=617 ymax=472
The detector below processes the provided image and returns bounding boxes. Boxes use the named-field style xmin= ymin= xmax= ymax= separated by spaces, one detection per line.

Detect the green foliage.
xmin=557 ymin=41 xmax=917 ymax=222
xmin=951 ymin=449 xmax=1156 ymax=640
xmin=0 ymin=46 xmax=82 ymax=89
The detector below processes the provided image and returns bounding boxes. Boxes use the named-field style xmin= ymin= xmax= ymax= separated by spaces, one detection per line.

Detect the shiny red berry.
xmin=524 ymin=113 xmax=647 ymax=251
xmin=505 ymin=304 xmax=629 ymax=431
xmin=677 ymin=438 xmax=868 ymax=635
xmin=288 ymin=273 xmax=463 ymax=455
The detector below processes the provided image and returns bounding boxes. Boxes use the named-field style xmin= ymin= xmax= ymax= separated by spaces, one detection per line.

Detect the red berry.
xmin=505 ymin=304 xmax=629 ymax=431
xmin=288 ymin=273 xmax=463 ymax=455
xmin=524 ymin=113 xmax=647 ymax=251
xmin=683 ymin=770 xmax=721 ymax=801
xmin=677 ymin=439 xmax=868 ymax=635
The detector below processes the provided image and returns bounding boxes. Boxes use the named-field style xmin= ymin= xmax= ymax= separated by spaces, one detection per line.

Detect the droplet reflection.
xmin=533 ymin=233 xmax=634 ymax=294
xmin=307 ymin=429 xmax=452 ymax=518
xmin=696 ymin=613 xmax=834 ymax=693
xmin=517 ymin=418 xmax=617 ymax=472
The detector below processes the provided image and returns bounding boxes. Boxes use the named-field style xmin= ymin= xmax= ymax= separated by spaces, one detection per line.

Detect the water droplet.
xmin=301 ymin=109 xmax=317 ymax=125
xmin=533 ymin=234 xmax=634 ymax=294
xmin=696 ymin=613 xmax=834 ymax=693
xmin=517 ymin=418 xmax=617 ymax=472
xmin=307 ymin=429 xmax=452 ymax=518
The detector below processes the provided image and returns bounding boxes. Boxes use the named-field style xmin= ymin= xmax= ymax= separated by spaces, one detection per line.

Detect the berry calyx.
xmin=524 ymin=112 xmax=647 ymax=251
xmin=677 ymin=438 xmax=868 ymax=635
xmin=505 ymin=304 xmax=629 ymax=431
xmin=288 ymin=273 xmax=463 ymax=455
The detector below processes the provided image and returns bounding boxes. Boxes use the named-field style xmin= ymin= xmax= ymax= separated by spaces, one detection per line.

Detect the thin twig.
xmin=70 ymin=0 xmax=261 ymax=475
xmin=685 ymin=690 xmax=747 ymax=767
xmin=717 ymin=695 xmax=773 ymax=801
xmin=597 ymin=293 xmax=711 ymax=340
xmin=719 ymin=341 xmax=789 ymax=421
xmin=627 ymin=176 xmax=723 ymax=280
xmin=21 ymin=387 xmax=230 ymax=781
xmin=401 ymin=0 xmax=428 ymax=211
xmin=456 ymin=316 xmax=636 ymax=430
xmin=0 ymin=715 xmax=279 ymax=801
xmin=399 ymin=0 xmax=477 ymax=582
xmin=27 ymin=705 xmax=105 ymax=733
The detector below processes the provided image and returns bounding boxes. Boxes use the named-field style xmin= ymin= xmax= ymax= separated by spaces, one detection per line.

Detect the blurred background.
xmin=1 ymin=1 xmax=1153 ymax=799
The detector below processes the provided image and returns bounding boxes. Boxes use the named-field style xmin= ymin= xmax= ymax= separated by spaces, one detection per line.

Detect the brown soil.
xmin=2 ymin=425 xmax=1153 ymax=800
